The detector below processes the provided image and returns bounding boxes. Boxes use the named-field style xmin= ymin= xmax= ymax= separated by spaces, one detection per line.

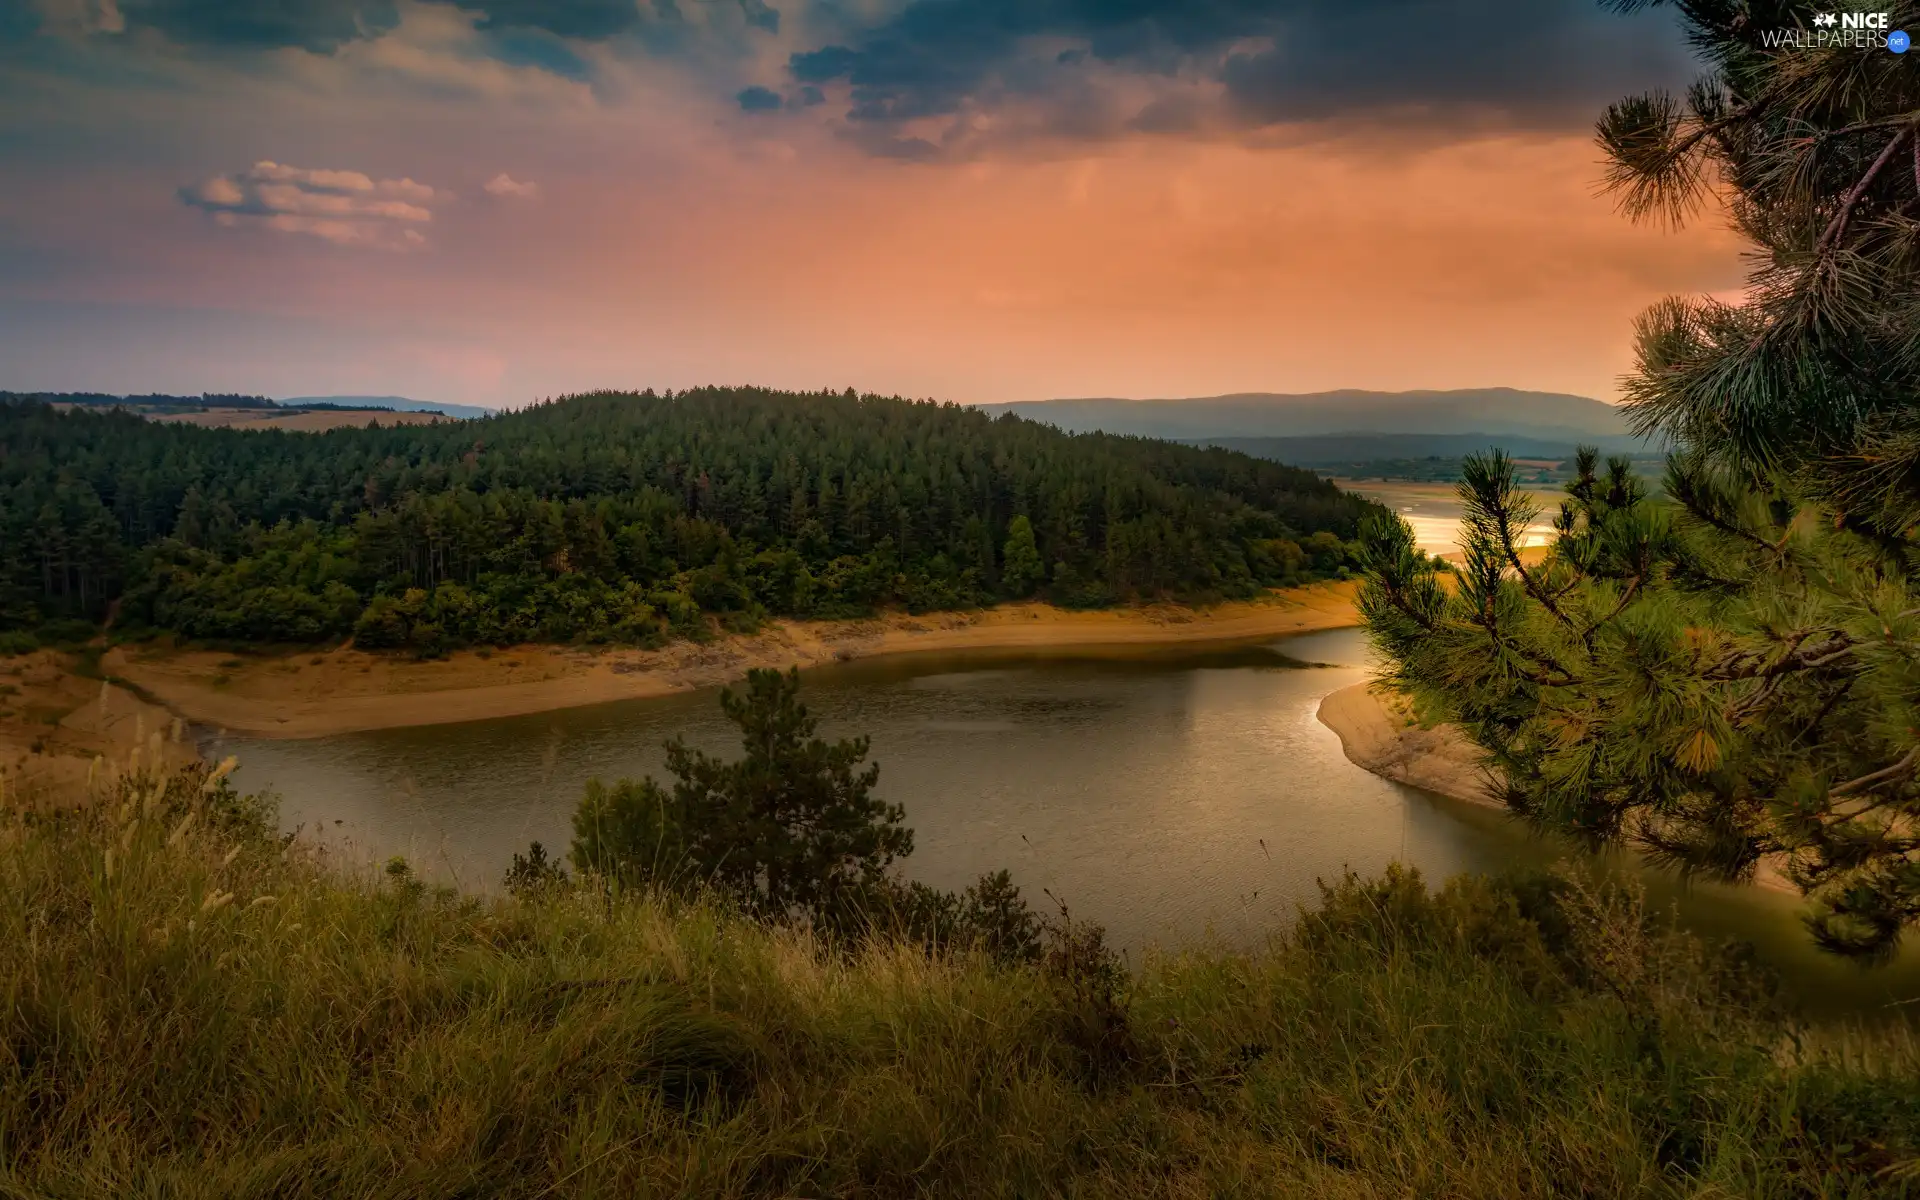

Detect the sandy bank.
xmin=2 ymin=651 xmax=194 ymax=797
xmin=1317 ymin=680 xmax=1795 ymax=895
xmin=104 ymin=583 xmax=1360 ymax=740
xmin=1316 ymin=682 xmax=1498 ymax=809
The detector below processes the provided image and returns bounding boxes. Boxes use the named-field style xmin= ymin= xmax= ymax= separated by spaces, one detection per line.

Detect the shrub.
xmin=571 ymin=667 xmax=911 ymax=918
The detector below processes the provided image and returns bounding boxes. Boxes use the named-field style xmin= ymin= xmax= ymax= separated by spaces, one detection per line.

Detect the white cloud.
xmin=181 ymin=160 xmax=447 ymax=249
xmin=484 ymin=173 xmax=540 ymax=198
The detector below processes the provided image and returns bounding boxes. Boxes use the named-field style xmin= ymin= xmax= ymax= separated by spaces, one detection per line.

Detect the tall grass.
xmin=4 ymin=762 xmax=1919 ymax=1197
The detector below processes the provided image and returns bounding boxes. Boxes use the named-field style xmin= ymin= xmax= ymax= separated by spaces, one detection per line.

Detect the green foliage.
xmin=562 ymin=669 xmax=1050 ymax=963
xmin=1362 ymin=5 xmax=1920 ymax=960
xmin=9 ymin=782 xmax=1920 ymax=1195
xmin=501 ymin=840 xmax=568 ymax=900
xmin=1000 ymin=514 xmax=1043 ymax=597
xmin=1363 ymin=449 xmax=1920 ymax=959
xmin=1594 ymin=3 xmax=1920 ymax=508
xmin=813 ymin=868 xmax=1047 ymax=966
xmin=0 ymin=389 xmax=1382 ymax=649
xmin=571 ymin=667 xmax=912 ymax=918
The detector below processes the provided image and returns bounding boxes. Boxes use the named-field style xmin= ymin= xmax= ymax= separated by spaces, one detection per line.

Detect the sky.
xmin=0 ymin=0 xmax=1749 ymax=408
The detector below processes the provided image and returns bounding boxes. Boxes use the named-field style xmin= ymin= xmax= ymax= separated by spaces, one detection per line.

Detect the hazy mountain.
xmin=980 ymin=388 xmax=1636 ymax=443
xmin=279 ymin=395 xmax=497 ymax=420
xmin=1199 ymin=431 xmax=1651 ymax=465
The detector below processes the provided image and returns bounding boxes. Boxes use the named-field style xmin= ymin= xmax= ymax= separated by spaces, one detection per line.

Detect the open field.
xmin=148 ymin=408 xmax=453 ymax=431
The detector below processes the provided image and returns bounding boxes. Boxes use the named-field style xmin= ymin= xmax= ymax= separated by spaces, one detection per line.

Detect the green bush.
xmin=0 ymin=629 xmax=38 ymax=656
xmin=570 ymin=668 xmax=912 ymax=919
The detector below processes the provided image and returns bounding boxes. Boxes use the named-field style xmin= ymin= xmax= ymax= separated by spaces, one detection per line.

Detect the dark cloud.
xmin=775 ymin=0 xmax=1693 ymax=152
xmin=448 ymin=0 xmax=773 ymax=43
xmin=117 ymin=0 xmax=399 ymax=52
xmin=110 ymin=0 xmax=653 ymax=50
xmin=739 ymin=0 xmax=779 ymax=34
xmin=736 ymin=83 xmax=783 ymax=110
xmin=489 ymin=29 xmax=593 ymax=80
xmin=448 ymin=0 xmax=643 ymax=40
xmin=0 ymin=0 xmax=40 ymax=44
xmin=1215 ymin=1 xmax=1691 ymax=126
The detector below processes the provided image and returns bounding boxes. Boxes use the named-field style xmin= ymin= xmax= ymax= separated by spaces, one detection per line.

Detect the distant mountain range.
xmin=279 ymin=395 xmax=496 ymax=420
xmin=978 ymin=389 xmax=1642 ymax=445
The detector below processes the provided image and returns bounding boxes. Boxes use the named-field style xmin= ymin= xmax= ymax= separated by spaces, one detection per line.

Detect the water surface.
xmin=223 ymin=626 xmax=1920 ymax=1016
xmin=1340 ymin=481 xmax=1557 ymax=555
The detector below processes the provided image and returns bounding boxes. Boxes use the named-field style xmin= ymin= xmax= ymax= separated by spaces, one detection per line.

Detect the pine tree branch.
xmin=1668 ymin=468 xmax=1780 ymax=555
xmin=1496 ymin=518 xmax=1581 ymax=637
xmin=1831 ymin=746 xmax=1920 ymax=798
xmin=1585 ymin=574 xmax=1643 ymax=641
xmin=1816 ymin=124 xmax=1915 ymax=256
xmin=1463 ymin=604 xmax=1583 ymax=687
xmin=1788 ymin=676 xmax=1857 ymax=750
xmin=1705 ymin=632 xmax=1854 ymax=680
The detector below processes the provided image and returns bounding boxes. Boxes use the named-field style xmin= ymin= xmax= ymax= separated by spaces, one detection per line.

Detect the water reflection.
xmin=222 ymin=625 xmax=1920 ymax=1018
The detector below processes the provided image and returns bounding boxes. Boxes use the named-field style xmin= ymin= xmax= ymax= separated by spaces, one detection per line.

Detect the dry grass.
xmin=4 ymin=762 xmax=1919 ymax=1197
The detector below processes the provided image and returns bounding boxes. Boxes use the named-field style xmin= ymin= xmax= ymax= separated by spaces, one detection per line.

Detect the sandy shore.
xmin=1316 ymin=681 xmax=1499 ymax=809
xmin=2 ymin=651 xmax=193 ymax=797
xmin=1317 ymin=680 xmax=1795 ymax=895
xmin=103 ymin=583 xmax=1360 ymax=740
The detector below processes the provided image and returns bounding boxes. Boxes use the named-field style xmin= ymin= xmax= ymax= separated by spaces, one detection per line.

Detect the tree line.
xmin=0 ymin=391 xmax=276 ymax=410
xmin=0 ymin=387 xmax=1384 ymax=652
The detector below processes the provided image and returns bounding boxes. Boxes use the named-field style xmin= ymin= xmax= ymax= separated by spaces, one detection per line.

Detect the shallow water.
xmin=1342 ymin=483 xmax=1556 ymax=555
xmin=222 ymin=627 xmax=1920 ymax=1017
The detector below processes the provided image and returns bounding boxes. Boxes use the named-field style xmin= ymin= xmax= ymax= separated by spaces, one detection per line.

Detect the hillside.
xmin=982 ymin=388 xmax=1635 ymax=443
xmin=0 ymin=388 xmax=1384 ymax=652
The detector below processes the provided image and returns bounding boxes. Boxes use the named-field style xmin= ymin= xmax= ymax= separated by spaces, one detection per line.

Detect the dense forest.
xmin=0 ymin=387 xmax=1382 ymax=652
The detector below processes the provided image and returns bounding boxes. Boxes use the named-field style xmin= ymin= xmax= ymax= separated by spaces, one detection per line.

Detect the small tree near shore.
xmin=570 ymin=667 xmax=912 ymax=918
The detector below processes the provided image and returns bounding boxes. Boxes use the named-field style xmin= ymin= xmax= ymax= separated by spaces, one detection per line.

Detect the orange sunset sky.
xmin=0 ymin=0 xmax=1747 ymax=407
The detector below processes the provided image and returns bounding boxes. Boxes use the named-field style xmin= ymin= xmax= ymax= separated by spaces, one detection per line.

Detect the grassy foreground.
xmin=6 ymin=765 xmax=1920 ymax=1197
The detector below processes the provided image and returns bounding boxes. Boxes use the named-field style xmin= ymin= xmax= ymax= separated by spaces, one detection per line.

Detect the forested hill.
xmin=1 ymin=388 xmax=1384 ymax=651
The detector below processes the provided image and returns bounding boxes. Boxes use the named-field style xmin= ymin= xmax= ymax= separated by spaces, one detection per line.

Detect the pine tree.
xmin=1001 ymin=514 xmax=1043 ymax=597
xmin=570 ymin=667 xmax=911 ymax=918
xmin=1362 ymin=1 xmax=1920 ymax=960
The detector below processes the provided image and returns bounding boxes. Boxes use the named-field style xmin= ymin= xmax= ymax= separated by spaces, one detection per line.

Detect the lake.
xmin=222 ymin=626 xmax=1920 ymax=1017
xmin=1337 ymin=480 xmax=1558 ymax=555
